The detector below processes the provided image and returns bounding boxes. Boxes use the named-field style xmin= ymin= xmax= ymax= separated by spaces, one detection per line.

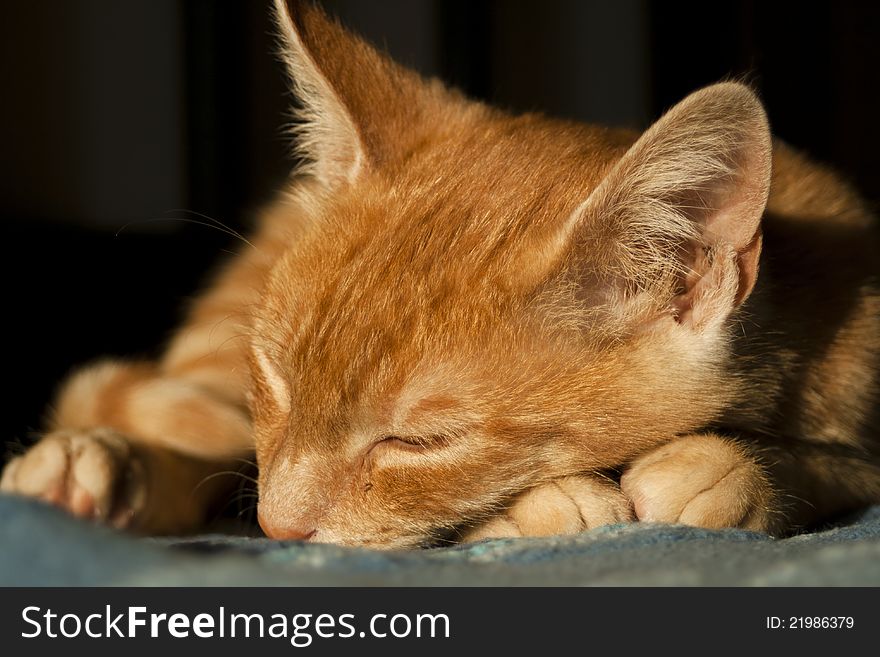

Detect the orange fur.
xmin=3 ymin=1 xmax=878 ymax=545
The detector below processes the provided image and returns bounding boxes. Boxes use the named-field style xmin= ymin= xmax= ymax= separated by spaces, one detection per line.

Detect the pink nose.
xmin=258 ymin=513 xmax=317 ymax=541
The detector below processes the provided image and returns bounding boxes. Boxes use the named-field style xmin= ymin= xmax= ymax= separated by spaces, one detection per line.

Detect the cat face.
xmin=249 ymin=178 xmax=625 ymax=547
xmin=249 ymin=218 xmax=670 ymax=546
xmin=250 ymin=1 xmax=772 ymax=546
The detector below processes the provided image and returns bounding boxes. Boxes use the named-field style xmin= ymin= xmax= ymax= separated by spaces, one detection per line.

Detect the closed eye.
xmin=382 ymin=435 xmax=449 ymax=451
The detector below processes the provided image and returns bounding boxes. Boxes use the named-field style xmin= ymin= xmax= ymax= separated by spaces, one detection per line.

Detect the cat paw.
xmin=620 ymin=433 xmax=775 ymax=531
xmin=1 ymin=428 xmax=146 ymax=528
xmin=461 ymin=475 xmax=633 ymax=542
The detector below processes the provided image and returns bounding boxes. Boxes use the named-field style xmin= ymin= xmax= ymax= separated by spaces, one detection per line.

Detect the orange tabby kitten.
xmin=2 ymin=1 xmax=878 ymax=548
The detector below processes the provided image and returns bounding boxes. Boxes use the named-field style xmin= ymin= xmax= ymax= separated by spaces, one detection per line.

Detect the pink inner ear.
xmin=657 ymin=130 xmax=769 ymax=322
xmin=688 ymin=153 xmax=768 ymax=310
xmin=670 ymin=242 xmax=742 ymax=331
xmin=670 ymin=241 xmax=709 ymax=323
xmin=669 ymin=170 xmax=764 ymax=325
xmin=701 ymin=172 xmax=761 ymax=251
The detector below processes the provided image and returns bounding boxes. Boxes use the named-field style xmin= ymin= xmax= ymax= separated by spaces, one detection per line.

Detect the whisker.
xmin=166 ymin=208 xmax=257 ymax=248
xmin=115 ymin=216 xmax=259 ymax=252
xmin=237 ymin=503 xmax=258 ymax=519
xmin=218 ymin=491 xmax=260 ymax=517
xmin=193 ymin=469 xmax=259 ymax=494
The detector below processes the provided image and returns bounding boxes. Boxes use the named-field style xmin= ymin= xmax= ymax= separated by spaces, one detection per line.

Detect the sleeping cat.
xmin=2 ymin=0 xmax=878 ymax=548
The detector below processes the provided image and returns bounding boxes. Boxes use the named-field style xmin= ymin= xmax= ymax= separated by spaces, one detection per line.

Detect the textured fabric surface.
xmin=1 ymin=496 xmax=878 ymax=586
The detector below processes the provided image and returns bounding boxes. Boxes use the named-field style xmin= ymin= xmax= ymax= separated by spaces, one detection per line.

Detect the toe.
xmin=13 ymin=437 xmax=69 ymax=497
xmin=508 ymin=484 xmax=583 ymax=536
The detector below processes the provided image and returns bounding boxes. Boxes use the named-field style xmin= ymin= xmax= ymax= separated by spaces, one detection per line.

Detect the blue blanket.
xmin=2 ymin=496 xmax=878 ymax=586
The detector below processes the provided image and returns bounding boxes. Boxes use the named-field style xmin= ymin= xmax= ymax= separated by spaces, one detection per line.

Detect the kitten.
xmin=2 ymin=0 xmax=878 ymax=548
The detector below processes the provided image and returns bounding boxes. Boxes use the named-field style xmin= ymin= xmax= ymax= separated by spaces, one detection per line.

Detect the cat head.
xmin=250 ymin=0 xmax=772 ymax=547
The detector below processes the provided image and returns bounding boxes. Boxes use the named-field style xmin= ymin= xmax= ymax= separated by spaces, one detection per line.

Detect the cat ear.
xmin=273 ymin=0 xmax=442 ymax=188
xmin=564 ymin=82 xmax=772 ymax=330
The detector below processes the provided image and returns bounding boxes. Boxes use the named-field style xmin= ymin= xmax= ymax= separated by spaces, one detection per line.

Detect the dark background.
xmin=1 ymin=0 xmax=878 ymax=449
